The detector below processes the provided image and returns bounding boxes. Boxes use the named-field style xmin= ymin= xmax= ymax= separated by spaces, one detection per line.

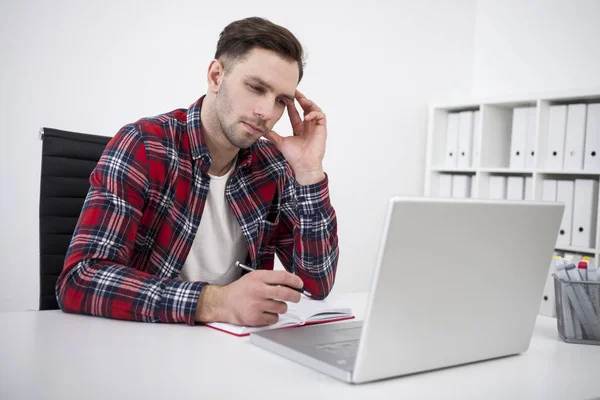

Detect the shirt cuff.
xmin=294 ymin=173 xmax=332 ymax=217
xmin=160 ymin=280 xmax=205 ymax=325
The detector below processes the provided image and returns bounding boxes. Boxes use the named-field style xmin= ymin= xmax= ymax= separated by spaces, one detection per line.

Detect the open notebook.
xmin=205 ymin=297 xmax=354 ymax=337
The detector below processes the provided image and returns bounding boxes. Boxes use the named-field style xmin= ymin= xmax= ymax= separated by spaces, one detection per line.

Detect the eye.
xmin=248 ymin=84 xmax=264 ymax=93
xmin=277 ymin=99 xmax=287 ymax=106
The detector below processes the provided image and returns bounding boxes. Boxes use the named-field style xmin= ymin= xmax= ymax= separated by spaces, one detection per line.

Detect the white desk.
xmin=1 ymin=292 xmax=599 ymax=400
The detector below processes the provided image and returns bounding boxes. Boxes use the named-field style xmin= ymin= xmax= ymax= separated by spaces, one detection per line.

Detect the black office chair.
xmin=38 ymin=127 xmax=111 ymax=310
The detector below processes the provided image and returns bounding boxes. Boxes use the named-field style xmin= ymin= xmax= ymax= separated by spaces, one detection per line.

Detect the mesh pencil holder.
xmin=553 ymin=274 xmax=600 ymax=345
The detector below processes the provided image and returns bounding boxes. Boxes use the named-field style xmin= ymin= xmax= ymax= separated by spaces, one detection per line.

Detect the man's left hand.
xmin=265 ymin=90 xmax=327 ymax=186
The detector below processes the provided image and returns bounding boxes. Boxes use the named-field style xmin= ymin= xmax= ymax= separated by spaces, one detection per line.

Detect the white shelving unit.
xmin=424 ymin=88 xmax=600 ymax=261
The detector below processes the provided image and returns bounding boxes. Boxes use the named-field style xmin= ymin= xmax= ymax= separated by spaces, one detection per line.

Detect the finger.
xmin=262 ymin=299 xmax=288 ymax=315
xmin=297 ymin=97 xmax=323 ymax=114
xmin=257 ymin=270 xmax=304 ymax=289
xmin=260 ymin=312 xmax=279 ymax=326
xmin=287 ymin=100 xmax=302 ymax=130
xmin=264 ymin=130 xmax=283 ymax=146
xmin=295 ymin=90 xmax=322 ymax=113
xmin=304 ymin=111 xmax=326 ymax=124
xmin=266 ymin=285 xmax=302 ymax=303
xmin=295 ymin=89 xmax=307 ymax=101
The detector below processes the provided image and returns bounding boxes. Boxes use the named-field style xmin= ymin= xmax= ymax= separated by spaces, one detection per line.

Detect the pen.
xmin=235 ymin=261 xmax=312 ymax=298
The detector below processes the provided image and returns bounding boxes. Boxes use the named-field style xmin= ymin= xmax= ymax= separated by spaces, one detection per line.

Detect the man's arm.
xmin=56 ymin=125 xmax=204 ymax=325
xmin=264 ymin=90 xmax=339 ymax=299
xmin=271 ymin=168 xmax=339 ymax=300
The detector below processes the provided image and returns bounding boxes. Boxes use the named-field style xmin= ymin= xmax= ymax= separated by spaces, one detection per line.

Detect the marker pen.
xmin=588 ymin=263 xmax=599 ymax=282
xmin=584 ymin=262 xmax=600 ymax=318
xmin=578 ymin=261 xmax=589 ymax=282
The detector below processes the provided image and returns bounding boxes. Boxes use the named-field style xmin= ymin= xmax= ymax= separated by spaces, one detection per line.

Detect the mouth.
xmin=242 ymin=121 xmax=265 ymax=136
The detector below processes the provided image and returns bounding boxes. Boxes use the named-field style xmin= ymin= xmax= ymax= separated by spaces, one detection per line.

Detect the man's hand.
xmin=195 ymin=270 xmax=304 ymax=326
xmin=264 ymin=90 xmax=327 ymax=186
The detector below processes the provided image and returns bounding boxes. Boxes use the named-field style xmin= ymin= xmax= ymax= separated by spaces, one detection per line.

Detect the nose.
xmin=254 ymin=97 xmax=276 ymax=122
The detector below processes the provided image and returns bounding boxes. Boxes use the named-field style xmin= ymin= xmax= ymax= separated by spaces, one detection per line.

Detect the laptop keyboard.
xmin=315 ymin=340 xmax=359 ymax=366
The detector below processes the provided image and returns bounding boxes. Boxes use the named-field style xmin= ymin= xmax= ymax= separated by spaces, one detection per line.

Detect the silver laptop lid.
xmin=352 ymin=197 xmax=564 ymax=383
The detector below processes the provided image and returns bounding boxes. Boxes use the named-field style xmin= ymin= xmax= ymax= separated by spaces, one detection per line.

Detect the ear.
xmin=207 ymin=59 xmax=224 ymax=94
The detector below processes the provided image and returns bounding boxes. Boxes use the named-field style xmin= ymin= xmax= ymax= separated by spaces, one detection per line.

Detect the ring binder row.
xmin=436 ymin=103 xmax=600 ymax=172
xmin=546 ymin=103 xmax=599 ymax=172
xmin=509 ymin=107 xmax=537 ymax=170
xmin=542 ymin=179 xmax=599 ymax=249
xmin=436 ymin=102 xmax=599 ymax=173
xmin=437 ymin=174 xmax=472 ymax=199
xmin=443 ymin=110 xmax=481 ymax=170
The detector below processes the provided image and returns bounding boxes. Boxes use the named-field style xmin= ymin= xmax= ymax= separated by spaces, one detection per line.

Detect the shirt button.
xmin=298 ymin=196 xmax=305 ymax=202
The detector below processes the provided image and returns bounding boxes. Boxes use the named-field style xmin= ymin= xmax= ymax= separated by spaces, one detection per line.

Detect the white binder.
xmin=525 ymin=107 xmax=537 ymax=169
xmin=488 ymin=176 xmax=507 ymax=200
xmin=563 ymin=104 xmax=587 ymax=171
xmin=571 ymin=179 xmax=599 ymax=248
xmin=472 ymin=110 xmax=481 ymax=167
xmin=438 ymin=174 xmax=452 ymax=197
xmin=538 ymin=262 xmax=557 ymax=317
xmin=555 ymin=180 xmax=574 ymax=247
xmin=506 ymin=176 xmax=525 ymax=200
xmin=524 ymin=176 xmax=533 ymax=200
xmin=545 ymin=105 xmax=567 ymax=170
xmin=509 ymin=107 xmax=528 ymax=169
xmin=444 ymin=113 xmax=459 ymax=168
xmin=542 ymin=181 xmax=559 ymax=245
xmin=457 ymin=111 xmax=474 ymax=169
xmin=584 ymin=103 xmax=600 ymax=171
xmin=542 ymin=179 xmax=557 ymax=202
xmin=451 ymin=175 xmax=471 ymax=198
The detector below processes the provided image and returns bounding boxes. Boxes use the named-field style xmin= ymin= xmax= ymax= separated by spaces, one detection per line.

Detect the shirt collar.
xmin=186 ymin=96 xmax=253 ymax=170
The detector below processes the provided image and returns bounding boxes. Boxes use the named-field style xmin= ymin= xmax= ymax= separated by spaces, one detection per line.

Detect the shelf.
xmin=478 ymin=168 xmax=534 ymax=175
xmin=537 ymin=170 xmax=600 ymax=177
xmin=554 ymin=246 xmax=596 ymax=255
xmin=430 ymin=167 xmax=477 ymax=173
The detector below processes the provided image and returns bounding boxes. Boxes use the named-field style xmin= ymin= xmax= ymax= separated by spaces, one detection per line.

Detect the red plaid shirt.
xmin=56 ymin=96 xmax=339 ymax=325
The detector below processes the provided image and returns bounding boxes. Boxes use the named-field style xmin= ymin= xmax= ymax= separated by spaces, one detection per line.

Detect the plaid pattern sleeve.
xmin=275 ymin=167 xmax=339 ymax=300
xmin=55 ymin=125 xmax=204 ymax=325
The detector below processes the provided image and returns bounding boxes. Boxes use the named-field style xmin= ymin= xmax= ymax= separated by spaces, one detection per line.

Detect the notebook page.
xmin=206 ymin=313 xmax=301 ymax=335
xmin=285 ymin=297 xmax=352 ymax=323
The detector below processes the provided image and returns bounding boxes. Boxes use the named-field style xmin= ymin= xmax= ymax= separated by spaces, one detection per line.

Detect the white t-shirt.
xmin=179 ymin=161 xmax=248 ymax=285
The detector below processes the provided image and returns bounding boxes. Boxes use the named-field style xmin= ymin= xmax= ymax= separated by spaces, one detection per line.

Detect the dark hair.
xmin=215 ymin=17 xmax=305 ymax=82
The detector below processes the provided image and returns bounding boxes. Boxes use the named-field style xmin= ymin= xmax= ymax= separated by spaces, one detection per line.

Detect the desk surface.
xmin=1 ymin=292 xmax=599 ymax=400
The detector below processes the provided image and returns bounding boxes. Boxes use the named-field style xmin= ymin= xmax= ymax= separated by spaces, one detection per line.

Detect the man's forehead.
xmin=232 ymin=48 xmax=298 ymax=91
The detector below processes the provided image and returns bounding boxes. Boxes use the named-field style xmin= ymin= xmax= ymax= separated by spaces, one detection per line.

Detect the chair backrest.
xmin=39 ymin=127 xmax=111 ymax=310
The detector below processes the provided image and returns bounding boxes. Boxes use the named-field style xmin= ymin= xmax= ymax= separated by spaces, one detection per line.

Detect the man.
xmin=56 ymin=17 xmax=339 ymax=327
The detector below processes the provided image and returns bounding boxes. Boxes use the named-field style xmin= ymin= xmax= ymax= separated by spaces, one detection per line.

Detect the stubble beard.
xmin=214 ymin=82 xmax=264 ymax=150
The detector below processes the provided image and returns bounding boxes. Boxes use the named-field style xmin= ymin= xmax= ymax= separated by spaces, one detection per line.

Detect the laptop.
xmin=250 ymin=197 xmax=564 ymax=384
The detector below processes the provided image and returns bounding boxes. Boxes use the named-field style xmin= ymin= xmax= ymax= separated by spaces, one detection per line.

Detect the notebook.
xmin=205 ymin=297 xmax=354 ymax=337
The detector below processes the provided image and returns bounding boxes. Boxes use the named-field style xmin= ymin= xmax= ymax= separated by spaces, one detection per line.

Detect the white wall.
xmin=0 ymin=0 xmax=476 ymax=311
xmin=472 ymin=0 xmax=600 ymax=98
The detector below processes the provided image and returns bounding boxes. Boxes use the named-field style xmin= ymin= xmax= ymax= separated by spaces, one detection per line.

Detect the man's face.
xmin=214 ymin=47 xmax=299 ymax=149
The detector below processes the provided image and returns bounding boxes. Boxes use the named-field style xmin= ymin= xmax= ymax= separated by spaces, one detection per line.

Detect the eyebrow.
xmin=246 ymin=75 xmax=295 ymax=103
